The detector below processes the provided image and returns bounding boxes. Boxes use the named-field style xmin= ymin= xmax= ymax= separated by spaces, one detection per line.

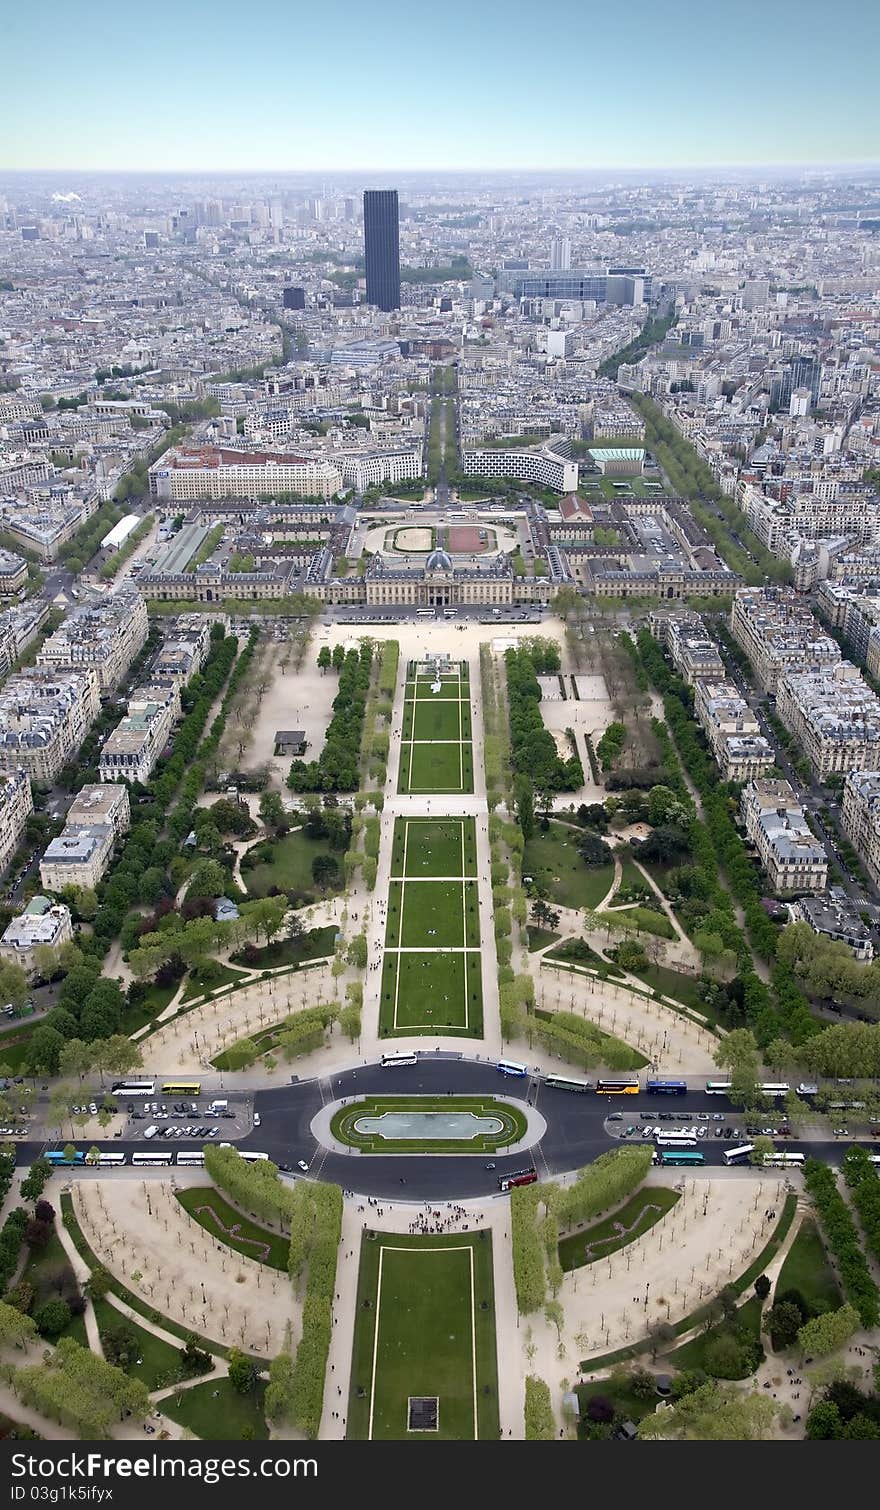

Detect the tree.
xmin=749 ymin=1135 xmax=776 ymax=1167
xmin=797 ymin=1305 xmax=861 ymax=1360
xmin=317 ymin=646 xmax=331 ymax=675
xmin=0 ymin=961 xmax=28 ymax=1008
xmin=805 ymin=1400 xmax=844 ymax=1439
xmin=524 ymin=1376 xmax=555 ymax=1439
xmin=58 ymin=1039 xmax=93 ymax=1082
xmin=227 ymin=1347 xmax=257 ymax=1394
xmin=638 ymin=1380 xmax=786 ymax=1440
xmin=754 ymin=1274 xmax=771 ymax=1301
xmin=180 ymin=1334 xmax=213 ymax=1376
xmin=0 ymin=1300 xmax=37 ymax=1348
xmin=34 ymin=1298 xmax=71 ymax=1340
xmin=513 ymin=774 xmax=535 ymax=842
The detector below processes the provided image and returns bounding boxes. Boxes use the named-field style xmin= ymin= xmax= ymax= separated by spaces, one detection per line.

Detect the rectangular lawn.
xmin=381 ymin=949 xmax=483 ymax=1035
xmin=347 ymin=1231 xmax=499 ymax=1440
xmin=411 ymin=699 xmax=467 ymax=742
xmin=400 ymin=739 xmax=473 ymax=794
xmin=387 ymin=879 xmax=479 ymax=949
xmin=391 ymin=817 xmax=477 ymax=878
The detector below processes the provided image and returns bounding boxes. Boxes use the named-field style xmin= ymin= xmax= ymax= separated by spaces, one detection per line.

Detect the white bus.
xmin=497 ymin=1059 xmax=528 ymax=1078
xmin=380 ymin=1052 xmax=418 ymax=1068
xmin=655 ymin=1135 xmax=698 ymax=1148
xmin=111 ymin=1080 xmax=155 ymax=1098
xmin=416 ymin=609 xmax=434 ymax=618
xmin=706 ymin=1081 xmax=733 ymax=1095
xmin=131 ymin=1151 xmax=173 ymax=1166
xmin=176 ymin=1151 xmax=206 ymax=1166
xmin=760 ymin=1083 xmax=790 ymax=1099
xmin=239 ymin=1151 xmax=270 ymax=1162
xmin=723 ymin=1144 xmax=754 ymax=1165
xmin=96 ymin=1152 xmax=126 ymax=1167
xmin=763 ymin=1152 xmax=805 ymax=1167
xmin=544 ymin=1074 xmax=592 ymax=1093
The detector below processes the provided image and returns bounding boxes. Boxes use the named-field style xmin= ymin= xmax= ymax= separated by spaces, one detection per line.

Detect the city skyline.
xmin=3 ymin=0 xmax=879 ymax=173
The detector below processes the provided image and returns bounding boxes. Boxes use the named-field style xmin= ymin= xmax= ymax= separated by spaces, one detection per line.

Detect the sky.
xmin=3 ymin=0 xmax=879 ymax=173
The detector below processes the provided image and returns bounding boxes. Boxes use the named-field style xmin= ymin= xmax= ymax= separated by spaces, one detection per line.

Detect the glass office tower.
xmin=363 ymin=189 xmax=400 ymax=312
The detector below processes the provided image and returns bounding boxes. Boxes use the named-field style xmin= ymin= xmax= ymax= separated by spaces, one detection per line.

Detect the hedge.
xmin=288 ymin=1183 xmax=343 ymax=1438
xmin=557 ymin=1147 xmax=654 ymax=1232
xmin=511 ymin=1185 xmax=546 ymax=1315
xmin=204 ymin=1145 xmax=293 ymax=1228
xmin=524 ymin=1375 xmax=555 ymax=1439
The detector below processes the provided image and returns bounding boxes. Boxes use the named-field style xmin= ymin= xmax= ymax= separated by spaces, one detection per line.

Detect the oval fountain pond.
xmin=353 ymin=1111 xmax=505 ymax=1141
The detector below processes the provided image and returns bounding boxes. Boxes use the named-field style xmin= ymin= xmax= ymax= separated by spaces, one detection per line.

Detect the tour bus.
xmin=706 ymin=1081 xmax=733 ymax=1095
xmin=96 ymin=1152 xmax=126 ymax=1167
xmin=646 ymin=1079 xmax=688 ymax=1096
xmin=131 ymin=1151 xmax=173 ymax=1166
xmin=498 ymin=1168 xmax=537 ymax=1191
xmin=759 ymin=1084 xmax=790 ymax=1099
xmin=111 ymin=1080 xmax=155 ymax=1098
xmin=656 ymin=1149 xmax=704 ymax=1167
xmin=46 ymin=1149 xmax=85 ymax=1165
xmin=496 ymin=1059 xmax=528 ymax=1078
xmin=176 ymin=1151 xmax=206 ymax=1166
xmin=380 ymin=1052 xmax=418 ymax=1068
xmin=416 ymin=609 xmax=434 ymax=618
xmin=161 ymin=1081 xmax=201 ymax=1097
xmin=869 ymin=1155 xmax=880 ymax=1166
xmin=238 ymin=1151 xmax=270 ymax=1162
xmin=654 ymin=1134 xmax=698 ymax=1148
xmin=723 ymin=1144 xmax=754 ymax=1165
xmin=595 ymin=1078 xmax=640 ymax=1095
xmin=543 ymin=1074 xmax=592 ymax=1093
xmin=763 ymin=1152 xmax=805 ymax=1167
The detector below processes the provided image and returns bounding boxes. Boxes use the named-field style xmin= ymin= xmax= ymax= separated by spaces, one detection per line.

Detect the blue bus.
xmin=497 ymin=1059 xmax=528 ymax=1078
xmin=646 ymin=1079 xmax=688 ymax=1096
xmin=46 ymin=1150 xmax=85 ymax=1165
xmin=657 ymin=1149 xmax=704 ymax=1167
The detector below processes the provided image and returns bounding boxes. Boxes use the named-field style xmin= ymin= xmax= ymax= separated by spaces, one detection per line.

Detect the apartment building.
xmin=36 ymin=589 xmax=149 ymax=693
xmin=776 ymin=661 xmax=880 ymax=779
xmin=791 ymin=893 xmax=874 ymax=962
xmin=842 ymin=769 xmax=880 ymax=891
xmin=39 ymin=823 xmax=115 ymax=893
xmin=332 ymin=448 xmax=422 ymax=491
xmin=0 ymin=769 xmax=33 ymax=877
xmin=741 ymin=778 xmax=828 ymax=895
xmin=150 ymin=617 xmax=212 ymax=689
xmin=459 ymin=444 xmax=578 ymax=494
xmin=98 ymin=694 xmax=176 ymax=785
xmin=0 ymin=549 xmax=28 ymax=599
xmin=0 ymin=896 xmax=73 ymax=976
xmin=729 ymin=586 xmax=841 ymax=693
xmin=149 ymin=445 xmax=343 ymax=502
xmin=0 ymin=669 xmax=100 ymax=783
xmin=66 ymin=782 xmax=130 ymax=840
xmin=658 ymin=614 xmax=725 ymax=685
xmin=692 ymin=679 xmax=775 ymax=782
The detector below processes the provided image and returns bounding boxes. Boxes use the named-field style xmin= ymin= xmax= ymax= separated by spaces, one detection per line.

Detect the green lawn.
xmin=630 ymin=963 xmax=706 ymax=1009
xmin=391 ymin=817 xmax=477 ymax=878
xmin=181 ymin=962 xmax=249 ymax=1002
xmin=330 ymin=1095 xmax=528 ymax=1153
xmin=22 ymin=1229 xmax=88 ymax=1347
xmin=524 ymin=822 xmax=614 ymax=910
xmin=399 ymin=739 xmax=473 ymax=794
xmin=774 ymin=1217 xmax=841 ymax=1314
xmin=0 ymin=1026 xmax=36 ymax=1073
xmin=163 ymin=1376 xmax=269 ymax=1441
xmin=527 ymin=927 xmax=561 ymax=952
xmin=119 ymin=980 xmax=179 ymax=1036
xmin=617 ymin=858 xmax=653 ymax=896
xmin=559 ymin=1187 xmax=680 ymax=1272
xmin=380 ymin=949 xmax=482 ymax=1036
xmin=241 ymin=828 xmax=345 ymax=900
xmin=347 ymin=1230 xmax=499 ymax=1440
xmin=91 ymin=1296 xmax=188 ymax=1390
xmin=665 ymin=1296 xmax=765 ymax=1380
xmin=230 ymin=924 xmax=337 ymax=970
xmin=174 ymin=1187 xmax=289 ymax=1270
xmin=609 ymin=905 xmax=675 ymax=940
xmin=576 ymin=1377 xmax=657 ymax=1430
xmin=387 ymin=879 xmax=479 ymax=949
xmin=410 ymin=699 xmax=471 ymax=743
xmin=544 ymin=938 xmax=624 ymax=976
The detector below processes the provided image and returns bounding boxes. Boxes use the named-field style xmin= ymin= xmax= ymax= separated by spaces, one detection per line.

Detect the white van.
xmin=209 ymin=1099 xmax=228 ymax=1112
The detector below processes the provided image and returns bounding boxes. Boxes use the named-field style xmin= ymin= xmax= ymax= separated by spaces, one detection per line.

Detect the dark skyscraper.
xmin=283 ymin=285 xmax=305 ymax=310
xmin=363 ymin=189 xmax=400 ymax=312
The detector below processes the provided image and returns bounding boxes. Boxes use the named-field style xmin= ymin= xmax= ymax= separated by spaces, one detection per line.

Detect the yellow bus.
xmin=161 ymin=1080 xmax=202 ymax=1096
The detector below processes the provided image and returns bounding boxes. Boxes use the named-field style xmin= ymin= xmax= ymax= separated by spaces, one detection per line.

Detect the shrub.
xmin=34 ymin=1298 xmax=71 ymax=1340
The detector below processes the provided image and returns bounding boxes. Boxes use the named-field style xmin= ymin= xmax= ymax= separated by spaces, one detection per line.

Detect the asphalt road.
xmin=14 ymin=1059 xmax=867 ymax=1199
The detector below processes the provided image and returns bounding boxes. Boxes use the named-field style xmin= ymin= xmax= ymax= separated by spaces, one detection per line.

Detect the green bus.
xmin=657 ymin=1149 xmax=705 ymax=1167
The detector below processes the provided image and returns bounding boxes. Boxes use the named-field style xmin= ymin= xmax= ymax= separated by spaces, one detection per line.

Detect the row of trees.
xmin=803 ymin=1159 xmax=879 ymax=1327
xmin=11 ymin=1335 xmax=150 ymax=1438
xmin=506 ymin=647 xmax=583 ymax=802
xmin=528 ymin=1009 xmax=645 ymax=1074
xmin=844 ymin=1146 xmax=880 ymax=1267
xmin=510 ymin=1185 xmax=546 ymax=1315
xmin=288 ymin=644 xmax=373 ymax=792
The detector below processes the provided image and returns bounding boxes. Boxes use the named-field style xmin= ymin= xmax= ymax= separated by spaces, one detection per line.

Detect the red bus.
xmin=499 ymin=1168 xmax=537 ymax=1192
